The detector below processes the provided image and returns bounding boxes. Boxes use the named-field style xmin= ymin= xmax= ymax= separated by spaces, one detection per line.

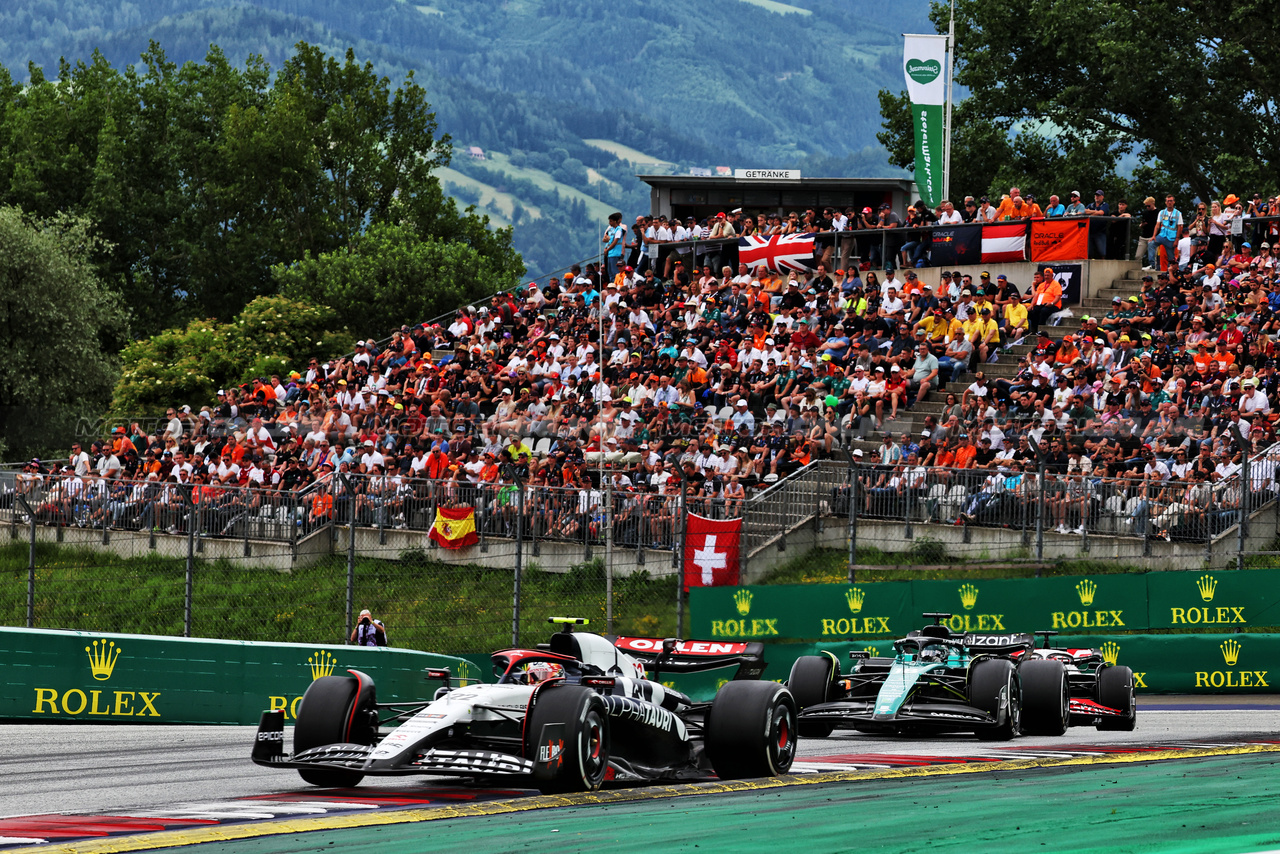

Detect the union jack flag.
xmin=738 ymin=233 xmax=816 ymax=273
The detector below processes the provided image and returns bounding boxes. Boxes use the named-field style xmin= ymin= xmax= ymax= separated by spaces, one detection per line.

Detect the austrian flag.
xmin=981 ymin=222 xmax=1028 ymax=263
xmin=738 ymin=233 xmax=816 ymax=272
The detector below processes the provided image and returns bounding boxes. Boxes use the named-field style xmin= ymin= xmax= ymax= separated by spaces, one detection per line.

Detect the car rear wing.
xmin=963 ymin=632 xmax=1036 ymax=656
xmin=613 ymin=636 xmax=767 ymax=681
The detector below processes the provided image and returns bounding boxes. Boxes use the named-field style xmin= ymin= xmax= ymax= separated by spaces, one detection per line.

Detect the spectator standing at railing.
xmin=1042 ymin=194 xmax=1066 ymax=217
xmin=1146 ymin=195 xmax=1184 ymax=271
xmin=1065 ymin=191 xmax=1087 ymax=216
xmin=602 ymin=212 xmax=626 ymax=280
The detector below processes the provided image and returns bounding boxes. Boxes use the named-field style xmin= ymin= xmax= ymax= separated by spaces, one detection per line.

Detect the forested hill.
xmin=0 ymin=0 xmax=927 ymax=276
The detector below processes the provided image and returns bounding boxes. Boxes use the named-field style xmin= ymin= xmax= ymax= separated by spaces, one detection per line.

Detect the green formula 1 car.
xmin=788 ymin=612 xmax=1035 ymax=740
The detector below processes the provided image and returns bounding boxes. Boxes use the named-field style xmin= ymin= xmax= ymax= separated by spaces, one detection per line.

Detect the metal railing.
xmin=324 ymin=473 xmax=745 ymax=554
xmin=2 ymin=470 xmax=321 ymax=547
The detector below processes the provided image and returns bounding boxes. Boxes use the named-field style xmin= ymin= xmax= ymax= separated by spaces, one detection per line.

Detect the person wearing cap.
xmin=1145 ymin=193 xmax=1183 ymax=271
xmin=1027 ymin=268 xmax=1063 ymax=334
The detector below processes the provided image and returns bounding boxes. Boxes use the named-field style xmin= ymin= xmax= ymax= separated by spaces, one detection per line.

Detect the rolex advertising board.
xmin=691 ymin=582 xmax=915 ymax=641
xmin=1146 ymin=569 xmax=1280 ymax=630
xmin=1055 ymin=633 xmax=1277 ymax=694
xmin=911 ymin=573 xmax=1148 ymax=634
xmin=1 ymin=627 xmax=477 ymax=725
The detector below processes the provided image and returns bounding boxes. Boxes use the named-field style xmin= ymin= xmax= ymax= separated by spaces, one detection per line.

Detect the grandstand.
xmin=4 ymin=200 xmax=1280 ymax=572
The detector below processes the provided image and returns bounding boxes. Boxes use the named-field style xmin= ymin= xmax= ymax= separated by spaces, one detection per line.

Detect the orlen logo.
xmin=1052 ymin=578 xmax=1125 ymax=629
xmin=32 ymin=639 xmax=161 ymax=718
xmin=1170 ymin=574 xmax=1246 ymax=626
xmin=1195 ymin=638 xmax=1268 ymax=689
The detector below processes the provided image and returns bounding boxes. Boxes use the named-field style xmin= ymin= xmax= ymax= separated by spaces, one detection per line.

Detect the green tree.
xmin=0 ymin=41 xmax=523 ymax=336
xmin=110 ymin=296 xmax=350 ymax=417
xmin=915 ymin=0 xmax=1280 ymax=202
xmin=274 ymin=219 xmax=520 ymax=338
xmin=0 ymin=206 xmax=127 ymax=458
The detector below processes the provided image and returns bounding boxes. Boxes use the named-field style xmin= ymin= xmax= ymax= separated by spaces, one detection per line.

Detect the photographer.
xmin=350 ymin=609 xmax=388 ymax=647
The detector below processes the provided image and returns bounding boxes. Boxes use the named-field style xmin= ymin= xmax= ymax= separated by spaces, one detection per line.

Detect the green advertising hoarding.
xmin=911 ymin=573 xmax=1149 ymax=635
xmin=693 ymin=582 xmax=916 ymax=642
xmin=1055 ymin=633 xmax=1275 ymax=694
xmin=659 ymin=634 xmax=1276 ymax=698
xmin=1 ymin=627 xmax=477 ymax=725
xmin=1146 ymin=568 xmax=1280 ymax=630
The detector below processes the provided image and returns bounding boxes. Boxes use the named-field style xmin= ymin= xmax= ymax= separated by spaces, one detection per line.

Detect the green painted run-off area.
xmin=161 ymin=752 xmax=1280 ymax=854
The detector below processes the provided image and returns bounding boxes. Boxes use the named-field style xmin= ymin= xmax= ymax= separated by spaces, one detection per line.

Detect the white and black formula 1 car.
xmin=1014 ymin=630 xmax=1136 ymax=734
xmin=252 ymin=618 xmax=797 ymax=793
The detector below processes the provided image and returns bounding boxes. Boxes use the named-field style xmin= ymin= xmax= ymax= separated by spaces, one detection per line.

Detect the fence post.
xmin=676 ymin=472 xmax=687 ymax=639
xmin=184 ymin=486 xmax=197 ymax=638
xmin=18 ymin=496 xmax=35 ymax=628
xmin=605 ymin=477 xmax=614 ymax=636
xmin=1035 ymin=464 xmax=1046 ymax=562
xmin=1238 ymin=456 xmax=1250 ymax=571
xmin=847 ymin=463 xmax=858 ymax=583
xmin=512 ymin=475 xmax=524 ymax=647
xmin=343 ymin=474 xmax=356 ymax=643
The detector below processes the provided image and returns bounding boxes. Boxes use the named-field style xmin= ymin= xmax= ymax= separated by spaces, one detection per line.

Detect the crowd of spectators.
xmin=621 ymin=188 xmax=1280 ymax=273
xmin=8 ymin=190 xmax=1280 ymax=545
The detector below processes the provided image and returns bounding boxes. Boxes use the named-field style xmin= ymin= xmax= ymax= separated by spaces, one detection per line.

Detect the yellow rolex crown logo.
xmin=308 ymin=650 xmax=338 ymax=681
xmin=1197 ymin=574 xmax=1218 ymax=602
xmin=958 ymin=583 xmax=979 ymax=611
xmin=862 ymin=646 xmax=879 ymax=656
xmin=1099 ymin=641 xmax=1120 ymax=666
xmin=1076 ymin=579 xmax=1098 ymax=607
xmin=846 ymin=587 xmax=866 ymax=614
xmin=86 ymin=639 xmax=122 ymax=681
xmin=1220 ymin=638 xmax=1241 ymax=666
xmin=733 ymin=589 xmax=753 ymax=616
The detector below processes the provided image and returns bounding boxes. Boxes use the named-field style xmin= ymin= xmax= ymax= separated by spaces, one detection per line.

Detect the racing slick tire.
xmin=1019 ymin=659 xmax=1069 ymax=736
xmin=294 ymin=674 xmax=377 ymax=787
xmin=1096 ymin=665 xmax=1137 ymax=731
xmin=525 ymin=685 xmax=610 ymax=794
xmin=706 ymin=681 xmax=798 ymax=779
xmin=788 ymin=655 xmax=837 ymax=738
xmin=970 ymin=659 xmax=1021 ymax=741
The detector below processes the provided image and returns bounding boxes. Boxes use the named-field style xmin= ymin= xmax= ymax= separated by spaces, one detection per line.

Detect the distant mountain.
xmin=0 ymin=0 xmax=927 ymax=276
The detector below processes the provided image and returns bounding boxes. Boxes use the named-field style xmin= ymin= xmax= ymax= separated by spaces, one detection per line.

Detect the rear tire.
xmin=294 ymin=675 xmax=375 ymax=787
xmin=706 ymin=681 xmax=797 ymax=779
xmin=788 ymin=655 xmax=837 ymax=738
xmin=1019 ymin=659 xmax=1069 ymax=736
xmin=525 ymin=686 xmax=610 ymax=794
xmin=1096 ymin=665 xmax=1137 ymax=731
xmin=970 ymin=659 xmax=1021 ymax=741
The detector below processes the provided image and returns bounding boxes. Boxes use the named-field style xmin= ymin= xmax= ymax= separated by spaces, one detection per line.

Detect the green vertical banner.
xmin=903 ymin=34 xmax=947 ymax=208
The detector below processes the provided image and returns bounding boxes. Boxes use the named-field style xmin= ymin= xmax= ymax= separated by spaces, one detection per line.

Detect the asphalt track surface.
xmin=4 ymin=697 xmax=1280 ymax=852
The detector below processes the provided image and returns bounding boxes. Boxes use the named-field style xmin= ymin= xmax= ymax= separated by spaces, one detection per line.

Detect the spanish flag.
xmin=429 ymin=506 xmax=479 ymax=549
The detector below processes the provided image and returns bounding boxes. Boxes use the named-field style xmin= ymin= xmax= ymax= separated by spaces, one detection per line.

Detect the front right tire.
xmin=1019 ymin=659 xmax=1069 ymax=736
xmin=293 ymin=674 xmax=376 ymax=787
xmin=524 ymin=685 xmax=610 ymax=794
xmin=788 ymin=655 xmax=838 ymax=738
xmin=706 ymin=681 xmax=798 ymax=779
xmin=970 ymin=659 xmax=1021 ymax=741
xmin=1096 ymin=665 xmax=1137 ymax=731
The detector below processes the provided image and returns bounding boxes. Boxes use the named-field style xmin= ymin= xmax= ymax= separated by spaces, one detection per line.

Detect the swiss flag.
xmin=683 ymin=514 xmax=742 ymax=589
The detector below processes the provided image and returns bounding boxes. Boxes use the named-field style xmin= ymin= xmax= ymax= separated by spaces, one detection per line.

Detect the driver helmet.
xmin=522 ymin=661 xmax=565 ymax=685
xmin=919 ymin=644 xmax=948 ymax=663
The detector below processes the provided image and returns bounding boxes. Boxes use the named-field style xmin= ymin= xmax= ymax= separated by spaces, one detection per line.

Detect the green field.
xmin=0 ymin=543 xmax=675 ymax=655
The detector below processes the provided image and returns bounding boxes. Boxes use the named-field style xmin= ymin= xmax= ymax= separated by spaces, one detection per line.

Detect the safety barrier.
xmin=0 ymin=627 xmax=478 ymax=724
xmin=690 ymin=566 xmax=1280 ymax=641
